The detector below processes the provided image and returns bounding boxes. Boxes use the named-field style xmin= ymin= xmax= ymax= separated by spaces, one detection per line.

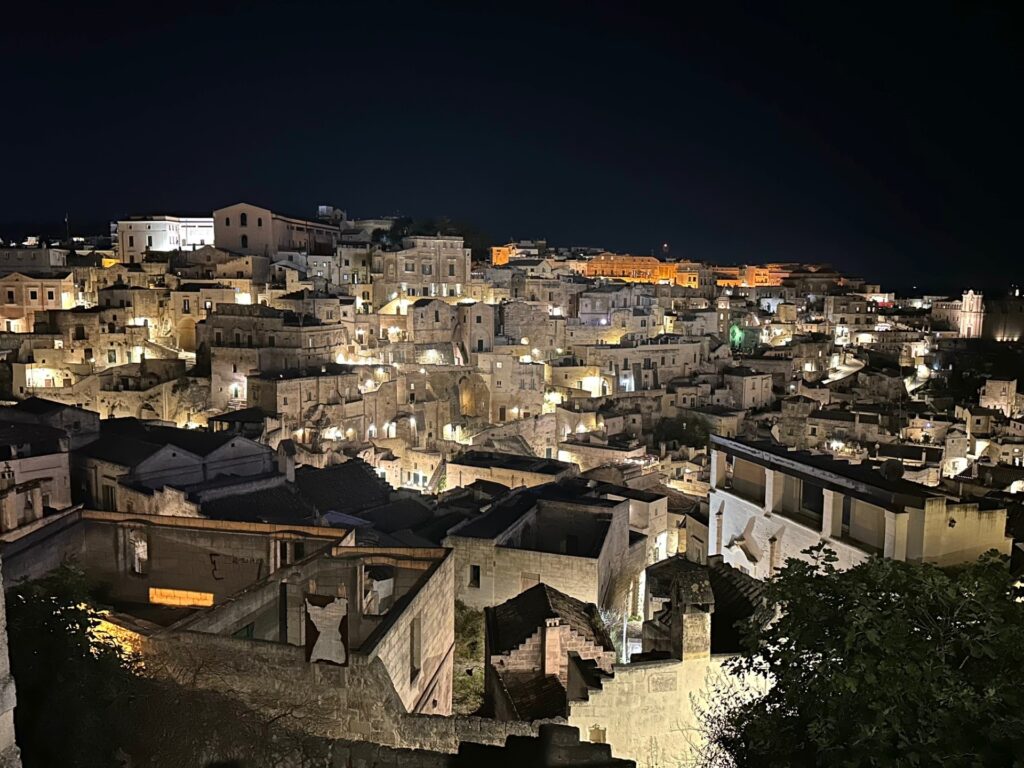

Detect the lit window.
xmin=149 ymin=588 xmax=214 ymax=607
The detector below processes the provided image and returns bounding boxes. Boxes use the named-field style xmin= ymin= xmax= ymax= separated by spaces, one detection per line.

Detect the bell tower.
xmin=959 ymin=290 xmax=984 ymax=338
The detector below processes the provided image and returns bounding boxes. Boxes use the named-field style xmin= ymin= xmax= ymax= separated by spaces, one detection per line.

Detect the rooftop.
xmin=449 ymin=450 xmax=574 ymax=475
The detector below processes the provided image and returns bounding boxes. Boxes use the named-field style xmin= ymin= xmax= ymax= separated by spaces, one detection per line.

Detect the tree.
xmin=7 ymin=566 xmax=139 ymax=768
xmin=7 ymin=567 xmax=336 ymax=767
xmin=654 ymin=414 xmax=710 ymax=448
xmin=705 ymin=547 xmax=1024 ymax=768
xmin=453 ymin=601 xmax=485 ymax=714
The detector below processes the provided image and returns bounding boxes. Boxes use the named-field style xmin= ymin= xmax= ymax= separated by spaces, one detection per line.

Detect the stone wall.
xmin=446 ymin=534 xmax=600 ymax=611
xmin=566 ymin=656 xmax=729 ymax=768
xmin=141 ymin=630 xmax=552 ymax=754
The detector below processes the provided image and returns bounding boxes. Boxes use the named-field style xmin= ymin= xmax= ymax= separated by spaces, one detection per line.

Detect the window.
xmin=128 ymin=235 xmax=134 ymax=247
xmin=147 ymin=235 xmax=152 ymax=247
xmin=225 ymin=217 xmax=230 ymax=226
xmin=409 ymin=616 xmax=422 ymax=682
xmin=405 ymin=261 xmax=415 ymax=273
xmin=475 ymin=315 xmax=481 ymax=324
xmin=468 ymin=564 xmax=481 ymax=588
xmin=4 ymin=291 xmax=12 ymax=304
xmin=107 ymin=350 xmax=117 ymax=364
xmin=434 ymin=310 xmax=440 ymax=322
xmin=240 ymin=234 xmax=248 ymax=248
xmin=448 ymin=264 xmax=455 ymax=277
xmin=422 ymin=263 xmax=432 ymax=275
xmin=239 ymin=212 xmax=248 ymax=227
xmin=129 ymin=529 xmax=149 ymax=575
xmin=46 ymin=290 xmax=54 ymax=301
xmin=29 ymin=290 xmax=37 ymax=301
xmin=257 ymin=217 xmax=263 ymax=227
xmin=182 ymin=298 xmax=191 ymax=313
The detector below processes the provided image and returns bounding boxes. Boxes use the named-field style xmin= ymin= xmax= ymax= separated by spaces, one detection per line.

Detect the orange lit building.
xmin=714 ymin=263 xmax=794 ymax=288
xmin=583 ymin=253 xmax=677 ymax=283
xmin=491 ymin=243 xmax=515 ymax=266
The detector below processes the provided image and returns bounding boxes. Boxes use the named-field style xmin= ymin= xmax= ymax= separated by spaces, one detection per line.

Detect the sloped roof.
xmin=498 ymin=672 xmax=568 ymax=720
xmin=202 ymin=485 xmax=318 ymax=525
xmin=487 ymin=583 xmax=614 ymax=656
xmin=100 ymin=418 xmax=240 ymax=456
xmin=294 ymin=459 xmax=391 ymax=514
xmin=356 ymin=497 xmax=433 ymax=534
xmin=75 ymin=434 xmax=167 ymax=468
xmin=12 ymin=396 xmax=91 ymax=416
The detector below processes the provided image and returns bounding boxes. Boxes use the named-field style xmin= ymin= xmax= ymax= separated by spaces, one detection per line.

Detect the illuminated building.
xmin=115 ymin=214 xmax=214 ymax=264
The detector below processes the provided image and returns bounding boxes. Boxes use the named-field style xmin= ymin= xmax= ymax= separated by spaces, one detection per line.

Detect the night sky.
xmin=2 ymin=1 xmax=1020 ymax=295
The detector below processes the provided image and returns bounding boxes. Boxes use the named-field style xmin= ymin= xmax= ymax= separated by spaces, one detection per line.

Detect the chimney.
xmin=277 ymin=440 xmax=296 ymax=483
xmin=542 ymin=617 xmax=566 ymax=678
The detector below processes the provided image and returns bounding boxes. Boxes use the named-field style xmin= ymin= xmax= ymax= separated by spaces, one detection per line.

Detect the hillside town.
xmin=0 ymin=206 xmax=1021 ymax=767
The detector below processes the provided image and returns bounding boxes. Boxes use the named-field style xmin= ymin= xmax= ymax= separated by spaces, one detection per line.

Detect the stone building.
xmin=483 ymin=560 xmax=764 ymax=768
xmin=0 ymin=421 xmax=73 ymax=533
xmin=484 ymin=583 xmax=617 ymax=720
xmin=0 ymin=271 xmax=76 ymax=332
xmin=722 ymin=366 xmax=774 ymax=410
xmin=443 ymin=480 xmax=632 ymax=611
xmin=446 ymin=451 xmax=577 ymax=491
xmin=214 ymin=203 xmax=339 ymax=257
xmin=959 ymin=289 xmax=984 ymax=338
xmin=72 ymin=419 xmax=275 ymax=512
xmin=979 ymin=378 xmax=1022 ymax=418
xmin=200 ymin=304 xmax=349 ymax=409
xmin=370 ymin=236 xmax=472 ymax=308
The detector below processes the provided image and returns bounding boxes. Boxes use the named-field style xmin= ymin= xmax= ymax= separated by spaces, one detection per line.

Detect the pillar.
xmin=0 ymin=496 xmax=16 ymax=534
xmin=822 ymin=489 xmax=844 ymax=539
xmin=28 ymin=487 xmax=42 ymax=523
xmin=883 ymin=510 xmax=909 ymax=561
xmin=764 ymin=469 xmax=785 ymax=514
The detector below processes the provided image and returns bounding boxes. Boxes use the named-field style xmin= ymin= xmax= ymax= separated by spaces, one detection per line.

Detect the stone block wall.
xmin=566 ymin=656 xmax=726 ymax=768
xmin=446 ymin=534 xmax=601 ymax=611
xmin=141 ymin=630 xmax=552 ymax=754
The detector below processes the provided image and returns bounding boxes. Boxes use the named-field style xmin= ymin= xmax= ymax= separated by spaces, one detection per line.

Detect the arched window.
xmin=239 ymin=212 xmax=248 ymax=227
xmin=257 ymin=217 xmax=263 ymax=227
xmin=240 ymin=234 xmax=248 ymax=248
xmin=225 ymin=217 xmax=230 ymax=226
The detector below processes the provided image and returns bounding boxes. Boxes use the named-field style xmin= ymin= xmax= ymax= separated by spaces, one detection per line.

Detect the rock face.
xmin=0 ymin=558 xmax=20 ymax=768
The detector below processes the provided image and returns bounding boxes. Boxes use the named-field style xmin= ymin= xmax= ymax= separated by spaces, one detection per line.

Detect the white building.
xmin=115 ymin=215 xmax=214 ymax=264
xmin=702 ymin=435 xmax=1011 ymax=578
xmin=959 ymin=290 xmax=984 ymax=339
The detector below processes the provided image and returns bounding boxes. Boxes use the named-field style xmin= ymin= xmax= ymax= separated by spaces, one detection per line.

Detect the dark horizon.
xmin=2 ymin=1 xmax=1020 ymax=297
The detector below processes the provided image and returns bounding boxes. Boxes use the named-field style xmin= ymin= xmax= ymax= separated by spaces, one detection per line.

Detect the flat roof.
xmin=449 ymin=450 xmax=574 ymax=474
xmin=710 ymin=435 xmax=941 ymax=511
